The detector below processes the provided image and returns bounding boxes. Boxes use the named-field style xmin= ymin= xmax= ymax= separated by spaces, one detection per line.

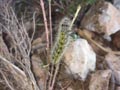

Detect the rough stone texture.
xmin=113 ymin=0 xmax=120 ymax=10
xmin=89 ymin=70 xmax=111 ymax=90
xmin=81 ymin=1 xmax=120 ymax=36
xmin=31 ymin=55 xmax=47 ymax=90
xmin=64 ymin=39 xmax=96 ymax=81
xmin=111 ymin=31 xmax=120 ymax=50
xmin=116 ymin=86 xmax=120 ymax=90
xmin=67 ymin=87 xmax=74 ymax=90
xmin=105 ymin=53 xmax=120 ymax=85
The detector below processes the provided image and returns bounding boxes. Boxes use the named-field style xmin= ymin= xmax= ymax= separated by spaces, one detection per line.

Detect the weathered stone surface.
xmin=105 ymin=53 xmax=120 ymax=85
xmin=31 ymin=55 xmax=47 ymax=90
xmin=67 ymin=87 xmax=73 ymax=90
xmin=81 ymin=1 xmax=120 ymax=36
xmin=89 ymin=70 xmax=111 ymax=90
xmin=111 ymin=31 xmax=120 ymax=50
xmin=116 ymin=86 xmax=120 ymax=90
xmin=64 ymin=39 xmax=96 ymax=81
xmin=113 ymin=0 xmax=120 ymax=10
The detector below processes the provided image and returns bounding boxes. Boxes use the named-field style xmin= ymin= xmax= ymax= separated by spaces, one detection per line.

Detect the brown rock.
xmin=111 ymin=31 xmax=120 ymax=50
xmin=32 ymin=37 xmax=42 ymax=46
xmin=32 ymin=37 xmax=46 ymax=54
xmin=89 ymin=70 xmax=111 ymax=90
xmin=31 ymin=55 xmax=47 ymax=90
xmin=116 ymin=86 xmax=120 ymax=90
xmin=81 ymin=1 xmax=120 ymax=36
xmin=105 ymin=53 xmax=120 ymax=85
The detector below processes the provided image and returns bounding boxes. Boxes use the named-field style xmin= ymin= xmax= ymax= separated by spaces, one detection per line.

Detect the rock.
xmin=111 ymin=31 xmax=120 ymax=50
xmin=31 ymin=55 xmax=47 ymax=90
xmin=81 ymin=1 xmax=120 ymax=36
xmin=113 ymin=0 xmax=120 ymax=10
xmin=64 ymin=39 xmax=96 ymax=81
xmin=67 ymin=87 xmax=73 ymax=90
xmin=32 ymin=38 xmax=42 ymax=46
xmin=116 ymin=86 xmax=120 ymax=90
xmin=24 ymin=21 xmax=33 ymax=31
xmin=89 ymin=70 xmax=111 ymax=90
xmin=105 ymin=53 xmax=120 ymax=85
xmin=32 ymin=37 xmax=46 ymax=54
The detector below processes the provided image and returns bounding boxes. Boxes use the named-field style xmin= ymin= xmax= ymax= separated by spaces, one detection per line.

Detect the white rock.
xmin=64 ymin=39 xmax=96 ymax=81
xmin=81 ymin=1 xmax=120 ymax=36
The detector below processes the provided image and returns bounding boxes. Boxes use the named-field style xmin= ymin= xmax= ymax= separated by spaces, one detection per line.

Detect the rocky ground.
xmin=0 ymin=0 xmax=120 ymax=90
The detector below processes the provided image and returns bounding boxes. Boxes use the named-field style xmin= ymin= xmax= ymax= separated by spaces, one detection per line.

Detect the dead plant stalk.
xmin=40 ymin=0 xmax=50 ymax=58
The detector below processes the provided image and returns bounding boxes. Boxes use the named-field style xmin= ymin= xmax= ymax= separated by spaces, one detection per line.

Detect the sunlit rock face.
xmin=64 ymin=39 xmax=96 ymax=81
xmin=81 ymin=1 xmax=120 ymax=36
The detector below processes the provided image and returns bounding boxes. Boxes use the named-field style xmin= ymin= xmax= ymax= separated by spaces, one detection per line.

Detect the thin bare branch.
xmin=48 ymin=0 xmax=53 ymax=48
xmin=0 ymin=55 xmax=26 ymax=77
xmin=0 ymin=71 xmax=15 ymax=90
xmin=40 ymin=0 xmax=50 ymax=62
